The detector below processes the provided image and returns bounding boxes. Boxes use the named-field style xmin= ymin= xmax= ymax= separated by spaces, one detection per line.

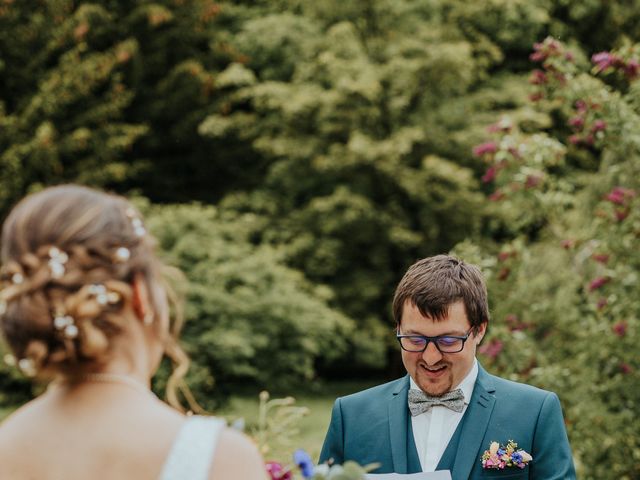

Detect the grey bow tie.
xmin=408 ymin=388 xmax=465 ymax=416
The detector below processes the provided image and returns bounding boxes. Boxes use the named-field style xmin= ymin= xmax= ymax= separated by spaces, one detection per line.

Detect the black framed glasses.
xmin=396 ymin=328 xmax=474 ymax=353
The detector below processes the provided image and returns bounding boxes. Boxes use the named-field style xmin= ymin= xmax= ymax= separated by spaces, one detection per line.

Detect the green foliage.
xmin=142 ymin=201 xmax=354 ymax=406
xmin=459 ymin=38 xmax=640 ymax=479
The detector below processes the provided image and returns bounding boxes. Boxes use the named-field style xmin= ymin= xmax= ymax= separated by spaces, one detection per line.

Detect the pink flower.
xmin=489 ymin=190 xmax=505 ymax=201
xmin=588 ymin=276 xmax=610 ymax=291
xmin=596 ymin=298 xmax=608 ymax=310
xmin=560 ymin=239 xmax=575 ymax=249
xmin=482 ymin=166 xmax=497 ymax=183
xmin=615 ymin=208 xmax=630 ymax=221
xmin=612 ymin=321 xmax=627 ymax=337
xmin=473 ymin=141 xmax=498 ymax=157
xmin=266 ymin=461 xmax=292 ymax=480
xmin=497 ymin=267 xmax=510 ymax=281
xmin=529 ymin=69 xmax=548 ymax=85
xmin=575 ymin=100 xmax=588 ymax=112
xmin=479 ymin=339 xmax=504 ymax=359
xmin=529 ymin=92 xmax=544 ymax=102
xmin=497 ymin=251 xmax=512 ymax=262
xmin=591 ymin=253 xmax=609 ymax=264
xmin=525 ymin=175 xmax=542 ymax=189
xmin=568 ymin=134 xmax=582 ymax=145
xmin=568 ymin=116 xmax=584 ymax=130
xmin=487 ymin=120 xmax=513 ymax=133
xmin=592 ymin=51 xmax=616 ymax=72
xmin=625 ymin=59 xmax=640 ymax=79
xmin=620 ymin=363 xmax=633 ymax=375
xmin=605 ymin=186 xmax=636 ymax=205
xmin=505 ymin=314 xmax=519 ymax=325
xmin=591 ymin=119 xmax=607 ymax=132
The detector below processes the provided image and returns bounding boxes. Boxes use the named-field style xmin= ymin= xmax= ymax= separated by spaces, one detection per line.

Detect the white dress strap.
xmin=158 ymin=415 xmax=226 ymax=480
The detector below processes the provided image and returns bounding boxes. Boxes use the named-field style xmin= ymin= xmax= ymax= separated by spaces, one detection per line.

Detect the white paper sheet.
xmin=366 ymin=471 xmax=451 ymax=479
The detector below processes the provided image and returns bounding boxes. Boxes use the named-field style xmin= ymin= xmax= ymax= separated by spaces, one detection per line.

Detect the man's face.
xmin=399 ymin=300 xmax=485 ymax=397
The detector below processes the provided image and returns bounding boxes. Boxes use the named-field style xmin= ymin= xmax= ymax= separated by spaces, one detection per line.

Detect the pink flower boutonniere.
xmin=481 ymin=440 xmax=533 ymax=470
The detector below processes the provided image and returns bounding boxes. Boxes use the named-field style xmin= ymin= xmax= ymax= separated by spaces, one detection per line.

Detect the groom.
xmin=319 ymin=255 xmax=576 ymax=479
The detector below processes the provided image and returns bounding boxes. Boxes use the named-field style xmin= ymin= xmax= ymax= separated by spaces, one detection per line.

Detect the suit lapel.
xmin=388 ymin=375 xmax=411 ymax=473
xmin=451 ymin=365 xmax=496 ymax=480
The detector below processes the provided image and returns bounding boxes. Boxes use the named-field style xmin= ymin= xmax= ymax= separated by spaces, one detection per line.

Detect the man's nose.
xmin=421 ymin=341 xmax=443 ymax=365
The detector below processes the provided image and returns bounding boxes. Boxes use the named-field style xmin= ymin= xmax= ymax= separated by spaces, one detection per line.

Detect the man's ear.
xmin=131 ymin=273 xmax=152 ymax=324
xmin=474 ymin=322 xmax=487 ymax=344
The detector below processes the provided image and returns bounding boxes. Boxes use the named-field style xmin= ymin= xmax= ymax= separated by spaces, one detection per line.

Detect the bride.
xmin=0 ymin=185 xmax=266 ymax=479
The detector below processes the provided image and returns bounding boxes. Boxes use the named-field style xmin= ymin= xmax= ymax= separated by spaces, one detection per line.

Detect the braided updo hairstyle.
xmin=0 ymin=185 xmax=191 ymax=409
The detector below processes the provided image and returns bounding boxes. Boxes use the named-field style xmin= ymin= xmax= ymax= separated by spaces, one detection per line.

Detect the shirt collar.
xmin=409 ymin=358 xmax=478 ymax=405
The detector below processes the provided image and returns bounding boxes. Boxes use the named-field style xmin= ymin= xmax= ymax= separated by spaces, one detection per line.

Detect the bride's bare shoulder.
xmin=209 ymin=427 xmax=267 ymax=480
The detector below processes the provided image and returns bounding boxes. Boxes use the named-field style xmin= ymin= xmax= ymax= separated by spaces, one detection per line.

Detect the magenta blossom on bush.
xmin=605 ymin=186 xmax=636 ymax=205
xmin=478 ymin=339 xmax=504 ymax=359
xmin=473 ymin=141 xmax=498 ymax=157
xmin=588 ymin=276 xmax=610 ymax=292
xmin=592 ymin=51 xmax=619 ymax=73
xmin=591 ymin=253 xmax=610 ymax=264
xmin=612 ymin=321 xmax=627 ymax=337
xmin=592 ymin=119 xmax=607 ymax=132
xmin=596 ymin=298 xmax=608 ymax=311
xmin=620 ymin=363 xmax=633 ymax=375
xmin=482 ymin=166 xmax=497 ymax=183
xmin=488 ymin=190 xmax=505 ymax=201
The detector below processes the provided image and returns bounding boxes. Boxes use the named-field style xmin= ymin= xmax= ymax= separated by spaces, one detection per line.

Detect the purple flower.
xmin=293 ymin=449 xmax=315 ymax=479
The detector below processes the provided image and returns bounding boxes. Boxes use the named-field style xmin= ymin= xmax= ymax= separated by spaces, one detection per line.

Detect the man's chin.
xmin=417 ymin=378 xmax=451 ymax=397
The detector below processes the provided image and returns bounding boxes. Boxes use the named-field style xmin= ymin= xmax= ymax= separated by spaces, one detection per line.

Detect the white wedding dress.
xmin=158 ymin=415 xmax=226 ymax=480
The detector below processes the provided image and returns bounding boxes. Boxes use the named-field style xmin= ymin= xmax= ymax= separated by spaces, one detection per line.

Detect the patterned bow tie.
xmin=408 ymin=388 xmax=465 ymax=416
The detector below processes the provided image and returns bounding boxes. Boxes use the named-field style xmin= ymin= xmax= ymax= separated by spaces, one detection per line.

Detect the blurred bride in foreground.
xmin=0 ymin=185 xmax=266 ymax=479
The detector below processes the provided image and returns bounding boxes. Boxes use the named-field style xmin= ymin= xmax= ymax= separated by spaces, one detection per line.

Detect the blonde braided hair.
xmin=0 ymin=185 xmax=196 ymax=412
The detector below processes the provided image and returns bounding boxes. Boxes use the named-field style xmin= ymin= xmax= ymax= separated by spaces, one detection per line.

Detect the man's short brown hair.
xmin=392 ymin=254 xmax=489 ymax=331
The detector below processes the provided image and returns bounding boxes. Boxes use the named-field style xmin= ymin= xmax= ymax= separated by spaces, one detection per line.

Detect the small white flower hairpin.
xmin=48 ymin=247 xmax=69 ymax=279
xmin=17 ymin=357 xmax=36 ymax=377
xmin=114 ymin=247 xmax=131 ymax=262
xmin=126 ymin=208 xmax=146 ymax=237
xmin=88 ymin=284 xmax=121 ymax=306
xmin=53 ymin=314 xmax=78 ymax=339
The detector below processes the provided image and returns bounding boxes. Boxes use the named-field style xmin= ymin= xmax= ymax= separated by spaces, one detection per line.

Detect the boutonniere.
xmin=481 ymin=440 xmax=533 ymax=469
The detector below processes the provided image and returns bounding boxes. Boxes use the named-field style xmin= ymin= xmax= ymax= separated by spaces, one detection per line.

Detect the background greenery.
xmin=1 ymin=1 xmax=639 ymax=478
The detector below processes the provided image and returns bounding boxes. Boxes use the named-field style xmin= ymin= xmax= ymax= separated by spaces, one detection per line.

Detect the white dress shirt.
xmin=410 ymin=359 xmax=478 ymax=472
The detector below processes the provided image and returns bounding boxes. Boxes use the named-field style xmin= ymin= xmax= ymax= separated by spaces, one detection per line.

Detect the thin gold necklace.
xmin=56 ymin=373 xmax=155 ymax=397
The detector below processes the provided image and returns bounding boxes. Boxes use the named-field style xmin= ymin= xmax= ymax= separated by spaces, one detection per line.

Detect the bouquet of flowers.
xmin=266 ymin=449 xmax=374 ymax=480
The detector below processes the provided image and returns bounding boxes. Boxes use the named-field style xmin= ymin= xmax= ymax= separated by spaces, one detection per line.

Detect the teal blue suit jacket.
xmin=319 ymin=364 xmax=576 ymax=479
